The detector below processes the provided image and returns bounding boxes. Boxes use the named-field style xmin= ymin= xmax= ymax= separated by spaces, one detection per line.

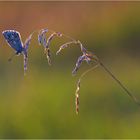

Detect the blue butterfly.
xmin=2 ymin=30 xmax=33 ymax=75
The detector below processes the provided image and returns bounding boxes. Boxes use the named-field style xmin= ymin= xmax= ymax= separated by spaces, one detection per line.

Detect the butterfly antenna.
xmin=99 ymin=61 xmax=140 ymax=106
xmin=8 ymin=53 xmax=16 ymax=62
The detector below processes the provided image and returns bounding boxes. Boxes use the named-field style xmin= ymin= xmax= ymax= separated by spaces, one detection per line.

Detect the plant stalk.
xmin=99 ymin=61 xmax=140 ymax=106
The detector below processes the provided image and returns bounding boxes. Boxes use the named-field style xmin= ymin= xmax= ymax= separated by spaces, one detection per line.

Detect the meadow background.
xmin=0 ymin=1 xmax=140 ymax=138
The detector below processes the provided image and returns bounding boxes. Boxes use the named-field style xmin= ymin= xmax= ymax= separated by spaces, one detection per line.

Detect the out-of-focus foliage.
xmin=0 ymin=1 xmax=140 ymax=138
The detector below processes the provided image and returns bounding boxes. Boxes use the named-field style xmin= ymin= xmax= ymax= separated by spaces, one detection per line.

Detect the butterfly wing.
xmin=2 ymin=30 xmax=23 ymax=54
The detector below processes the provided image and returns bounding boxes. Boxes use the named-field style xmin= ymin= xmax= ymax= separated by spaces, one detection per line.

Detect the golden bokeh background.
xmin=0 ymin=1 xmax=140 ymax=138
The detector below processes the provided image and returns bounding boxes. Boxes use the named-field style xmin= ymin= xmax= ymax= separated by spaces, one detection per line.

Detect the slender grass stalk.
xmin=98 ymin=60 xmax=140 ymax=106
xmin=48 ymin=28 xmax=76 ymax=42
xmin=36 ymin=27 xmax=140 ymax=113
xmin=75 ymin=64 xmax=100 ymax=114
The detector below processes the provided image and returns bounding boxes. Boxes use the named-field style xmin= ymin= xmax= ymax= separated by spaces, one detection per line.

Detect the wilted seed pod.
xmin=44 ymin=48 xmax=51 ymax=65
xmin=44 ymin=32 xmax=62 ymax=65
xmin=85 ymin=51 xmax=99 ymax=62
xmin=46 ymin=32 xmax=62 ymax=48
xmin=72 ymin=55 xmax=87 ymax=75
xmin=38 ymin=29 xmax=48 ymax=46
xmin=23 ymin=51 xmax=28 ymax=75
xmin=23 ymin=33 xmax=33 ymax=75
xmin=77 ymin=40 xmax=87 ymax=54
xmin=56 ymin=32 xmax=62 ymax=37
xmin=24 ymin=33 xmax=33 ymax=50
xmin=75 ymin=79 xmax=80 ymax=114
xmin=56 ymin=44 xmax=67 ymax=55
xmin=77 ymin=40 xmax=99 ymax=62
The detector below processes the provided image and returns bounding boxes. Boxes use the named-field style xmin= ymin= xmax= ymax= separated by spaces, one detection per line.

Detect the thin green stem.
xmin=99 ymin=61 xmax=140 ymax=106
xmin=79 ymin=64 xmax=100 ymax=81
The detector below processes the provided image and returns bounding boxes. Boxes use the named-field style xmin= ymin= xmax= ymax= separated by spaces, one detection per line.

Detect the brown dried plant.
xmin=38 ymin=28 xmax=140 ymax=114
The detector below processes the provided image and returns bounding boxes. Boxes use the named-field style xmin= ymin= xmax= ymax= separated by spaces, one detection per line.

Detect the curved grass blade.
xmin=44 ymin=48 xmax=51 ymax=65
xmin=23 ymin=33 xmax=33 ymax=75
xmin=24 ymin=33 xmax=33 ymax=50
xmin=38 ymin=29 xmax=48 ymax=46
xmin=56 ymin=40 xmax=78 ymax=55
xmin=45 ymin=32 xmax=62 ymax=49
xmin=77 ymin=40 xmax=87 ymax=54
xmin=72 ymin=55 xmax=87 ymax=75
xmin=72 ymin=54 xmax=93 ymax=75
xmin=45 ymin=32 xmax=62 ymax=65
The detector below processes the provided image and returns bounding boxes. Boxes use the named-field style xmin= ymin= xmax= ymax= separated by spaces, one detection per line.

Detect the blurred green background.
xmin=0 ymin=1 xmax=140 ymax=138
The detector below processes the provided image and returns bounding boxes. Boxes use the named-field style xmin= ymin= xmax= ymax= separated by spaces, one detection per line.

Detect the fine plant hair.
xmin=2 ymin=28 xmax=140 ymax=114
